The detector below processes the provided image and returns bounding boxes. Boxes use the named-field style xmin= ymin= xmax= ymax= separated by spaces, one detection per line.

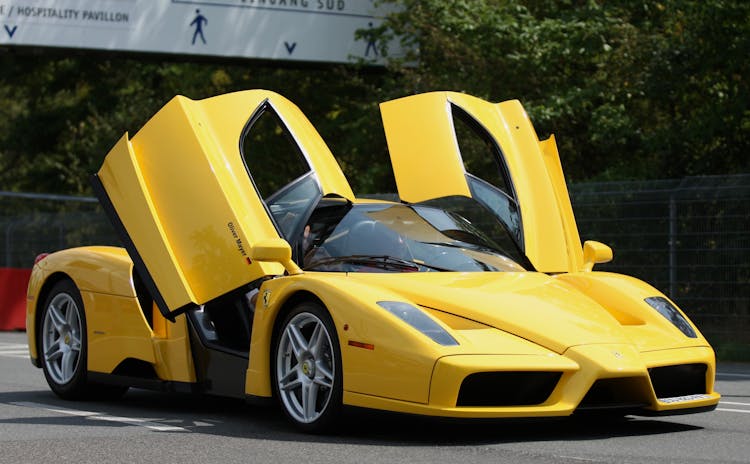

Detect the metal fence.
xmin=569 ymin=175 xmax=750 ymax=359
xmin=0 ymin=191 xmax=118 ymax=268
xmin=2 ymin=175 xmax=748 ymax=358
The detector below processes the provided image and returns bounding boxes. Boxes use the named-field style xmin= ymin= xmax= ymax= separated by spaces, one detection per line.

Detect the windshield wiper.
xmin=305 ymin=255 xmax=424 ymax=272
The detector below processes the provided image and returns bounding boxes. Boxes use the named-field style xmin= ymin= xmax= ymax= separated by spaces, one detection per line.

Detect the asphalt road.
xmin=1 ymin=331 xmax=748 ymax=464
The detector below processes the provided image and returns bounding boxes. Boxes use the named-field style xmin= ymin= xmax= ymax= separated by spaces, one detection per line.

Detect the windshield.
xmin=302 ymin=197 xmax=525 ymax=273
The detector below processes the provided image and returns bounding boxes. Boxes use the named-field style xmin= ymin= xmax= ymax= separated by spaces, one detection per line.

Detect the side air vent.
xmin=111 ymin=358 xmax=158 ymax=379
xmin=456 ymin=371 xmax=561 ymax=407
xmin=648 ymin=363 xmax=707 ymax=399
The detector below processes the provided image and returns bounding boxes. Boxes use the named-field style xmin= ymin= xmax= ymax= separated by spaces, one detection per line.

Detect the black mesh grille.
xmin=456 ymin=371 xmax=561 ymax=407
xmin=649 ymin=363 xmax=707 ymax=398
xmin=578 ymin=377 xmax=649 ymax=410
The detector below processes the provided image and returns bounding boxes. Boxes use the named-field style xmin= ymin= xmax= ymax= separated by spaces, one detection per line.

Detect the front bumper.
xmin=343 ymin=345 xmax=720 ymax=418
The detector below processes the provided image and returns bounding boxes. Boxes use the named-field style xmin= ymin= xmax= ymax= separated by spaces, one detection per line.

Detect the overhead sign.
xmin=0 ymin=0 xmax=397 ymax=64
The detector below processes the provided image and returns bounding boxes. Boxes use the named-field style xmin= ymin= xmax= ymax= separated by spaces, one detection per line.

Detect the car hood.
xmin=346 ymin=272 xmax=629 ymax=354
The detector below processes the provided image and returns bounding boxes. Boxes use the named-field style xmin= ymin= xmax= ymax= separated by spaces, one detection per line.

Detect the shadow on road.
xmin=0 ymin=389 xmax=702 ymax=446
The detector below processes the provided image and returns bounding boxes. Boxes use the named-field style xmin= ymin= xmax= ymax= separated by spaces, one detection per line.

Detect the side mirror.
xmin=582 ymin=240 xmax=613 ymax=272
xmin=251 ymin=238 xmax=302 ymax=275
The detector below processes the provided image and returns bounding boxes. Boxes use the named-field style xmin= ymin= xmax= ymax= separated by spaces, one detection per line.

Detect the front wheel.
xmin=273 ymin=302 xmax=343 ymax=432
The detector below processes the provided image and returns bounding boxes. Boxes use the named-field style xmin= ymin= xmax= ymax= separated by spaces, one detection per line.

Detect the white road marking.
xmin=717 ymin=408 xmax=750 ymax=414
xmin=716 ymin=372 xmax=750 ymax=378
xmin=0 ymin=351 xmax=28 ymax=358
xmin=10 ymin=401 xmax=188 ymax=432
xmin=0 ymin=343 xmax=29 ymax=359
xmin=88 ymin=414 xmax=187 ymax=431
xmin=720 ymin=401 xmax=750 ymax=406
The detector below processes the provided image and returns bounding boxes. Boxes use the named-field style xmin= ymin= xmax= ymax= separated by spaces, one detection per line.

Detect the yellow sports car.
xmin=26 ymin=90 xmax=719 ymax=431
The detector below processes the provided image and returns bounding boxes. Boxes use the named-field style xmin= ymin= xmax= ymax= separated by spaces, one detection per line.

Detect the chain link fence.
xmin=2 ymin=175 xmax=748 ymax=359
xmin=570 ymin=174 xmax=750 ymax=360
xmin=0 ymin=192 xmax=118 ymax=268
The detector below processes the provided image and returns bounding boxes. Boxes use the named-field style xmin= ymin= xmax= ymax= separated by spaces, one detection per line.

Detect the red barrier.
xmin=0 ymin=268 xmax=31 ymax=331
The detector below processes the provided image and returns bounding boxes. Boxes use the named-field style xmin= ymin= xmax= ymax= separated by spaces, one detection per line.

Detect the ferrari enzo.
xmin=26 ymin=90 xmax=720 ymax=431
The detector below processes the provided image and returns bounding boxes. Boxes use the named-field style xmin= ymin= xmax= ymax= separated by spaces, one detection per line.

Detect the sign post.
xmin=0 ymin=0 xmax=396 ymax=64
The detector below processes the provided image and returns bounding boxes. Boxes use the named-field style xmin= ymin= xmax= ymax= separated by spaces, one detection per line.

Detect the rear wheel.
xmin=273 ymin=302 xmax=342 ymax=432
xmin=39 ymin=280 xmax=88 ymax=399
xmin=39 ymin=279 xmax=127 ymax=400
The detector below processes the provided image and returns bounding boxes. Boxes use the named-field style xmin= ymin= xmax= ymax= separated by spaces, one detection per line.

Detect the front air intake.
xmin=578 ymin=377 xmax=650 ymax=410
xmin=456 ymin=371 xmax=561 ymax=407
xmin=648 ymin=363 xmax=707 ymax=398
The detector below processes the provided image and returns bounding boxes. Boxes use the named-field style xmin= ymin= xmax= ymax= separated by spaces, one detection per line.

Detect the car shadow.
xmin=0 ymin=389 xmax=702 ymax=446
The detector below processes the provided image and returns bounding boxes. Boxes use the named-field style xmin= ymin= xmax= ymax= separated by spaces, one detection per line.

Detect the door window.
xmin=242 ymin=103 xmax=313 ymax=199
xmin=240 ymin=102 xmax=322 ymax=239
xmin=451 ymin=104 xmax=523 ymax=248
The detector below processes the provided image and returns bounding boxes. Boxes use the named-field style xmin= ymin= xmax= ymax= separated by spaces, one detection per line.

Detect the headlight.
xmin=644 ymin=296 xmax=697 ymax=338
xmin=377 ymin=301 xmax=459 ymax=346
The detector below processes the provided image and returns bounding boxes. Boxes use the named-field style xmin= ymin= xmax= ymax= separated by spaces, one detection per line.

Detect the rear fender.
xmin=27 ymin=246 xmax=136 ymax=364
xmin=26 ymin=247 xmax=194 ymax=381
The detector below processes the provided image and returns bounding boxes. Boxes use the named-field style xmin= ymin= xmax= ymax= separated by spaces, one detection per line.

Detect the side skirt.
xmin=88 ymin=372 xmax=200 ymax=394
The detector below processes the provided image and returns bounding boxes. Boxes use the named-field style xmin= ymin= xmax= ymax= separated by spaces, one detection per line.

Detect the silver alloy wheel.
xmin=42 ymin=292 xmax=83 ymax=385
xmin=276 ymin=312 xmax=336 ymax=424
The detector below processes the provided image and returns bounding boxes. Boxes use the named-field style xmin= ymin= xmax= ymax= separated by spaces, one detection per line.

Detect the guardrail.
xmin=2 ymin=176 xmax=748 ymax=359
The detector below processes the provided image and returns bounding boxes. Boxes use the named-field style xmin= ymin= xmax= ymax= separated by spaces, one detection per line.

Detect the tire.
xmin=39 ymin=280 xmax=89 ymax=399
xmin=272 ymin=302 xmax=343 ymax=432
xmin=39 ymin=279 xmax=128 ymax=400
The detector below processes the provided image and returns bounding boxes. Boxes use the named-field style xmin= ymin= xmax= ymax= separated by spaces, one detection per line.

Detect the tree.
xmin=372 ymin=0 xmax=750 ymax=181
xmin=0 ymin=55 xmax=393 ymax=195
xmin=1 ymin=1 xmax=748 ymax=195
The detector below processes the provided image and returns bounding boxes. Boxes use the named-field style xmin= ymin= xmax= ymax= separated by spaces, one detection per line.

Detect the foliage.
xmin=0 ymin=0 xmax=748 ymax=195
xmin=0 ymin=54 xmax=396 ymax=195
xmin=374 ymin=0 xmax=750 ymax=181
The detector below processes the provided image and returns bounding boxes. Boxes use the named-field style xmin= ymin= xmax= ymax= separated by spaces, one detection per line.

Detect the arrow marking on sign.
xmin=284 ymin=41 xmax=296 ymax=55
xmin=4 ymin=25 xmax=18 ymax=38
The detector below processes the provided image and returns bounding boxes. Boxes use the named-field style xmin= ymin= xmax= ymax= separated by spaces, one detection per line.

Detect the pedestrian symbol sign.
xmin=190 ymin=9 xmax=207 ymax=45
xmin=0 ymin=0 xmax=403 ymax=65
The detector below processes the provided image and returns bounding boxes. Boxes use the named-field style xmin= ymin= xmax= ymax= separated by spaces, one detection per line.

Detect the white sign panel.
xmin=0 ymin=0 xmax=395 ymax=64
